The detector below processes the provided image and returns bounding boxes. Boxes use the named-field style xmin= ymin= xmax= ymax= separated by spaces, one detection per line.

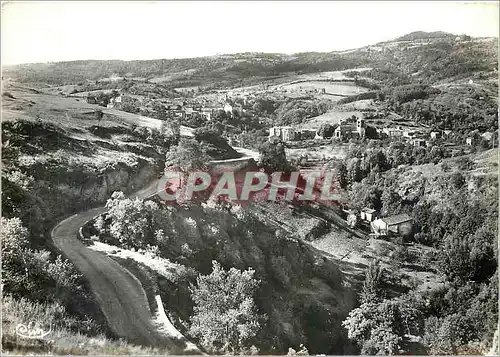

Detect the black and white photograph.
xmin=1 ymin=1 xmax=499 ymax=355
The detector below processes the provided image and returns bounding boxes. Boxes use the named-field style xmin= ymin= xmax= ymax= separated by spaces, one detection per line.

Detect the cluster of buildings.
xmin=269 ymin=126 xmax=321 ymax=142
xmin=346 ymin=208 xmax=413 ymax=238
xmin=370 ymin=124 xmax=449 ymax=148
xmin=268 ymin=111 xmax=496 ymax=152
xmin=466 ymin=131 xmax=496 ymax=146
xmin=269 ymin=116 xmax=367 ymax=142
xmin=333 ymin=116 xmax=366 ymax=140
xmin=102 ymin=92 xmax=246 ymax=122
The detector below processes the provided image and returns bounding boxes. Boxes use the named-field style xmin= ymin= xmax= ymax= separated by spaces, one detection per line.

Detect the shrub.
xmin=189 ymin=261 xmax=263 ymax=353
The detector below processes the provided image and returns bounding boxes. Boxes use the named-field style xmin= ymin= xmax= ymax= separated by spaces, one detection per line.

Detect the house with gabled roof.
xmin=360 ymin=208 xmax=378 ymax=223
xmin=371 ymin=213 xmax=412 ymax=237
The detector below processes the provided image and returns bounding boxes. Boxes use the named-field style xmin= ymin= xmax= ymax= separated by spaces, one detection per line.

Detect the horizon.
xmin=1 ymin=1 xmax=499 ymax=66
xmin=2 ymin=29 xmax=497 ymax=67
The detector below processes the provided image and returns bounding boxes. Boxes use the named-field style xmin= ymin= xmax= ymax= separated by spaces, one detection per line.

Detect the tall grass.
xmin=1 ymin=296 xmax=174 ymax=355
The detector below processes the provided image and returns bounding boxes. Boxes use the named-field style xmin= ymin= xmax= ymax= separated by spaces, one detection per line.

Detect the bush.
xmin=189 ymin=261 xmax=263 ymax=354
xmin=101 ymin=191 xmax=160 ymax=249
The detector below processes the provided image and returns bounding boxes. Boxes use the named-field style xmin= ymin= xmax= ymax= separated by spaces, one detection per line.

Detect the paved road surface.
xmin=51 ymin=195 xmax=200 ymax=353
xmin=50 ymin=145 xmax=260 ymax=352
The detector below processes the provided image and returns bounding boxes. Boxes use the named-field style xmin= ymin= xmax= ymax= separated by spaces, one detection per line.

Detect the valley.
xmin=1 ymin=29 xmax=498 ymax=356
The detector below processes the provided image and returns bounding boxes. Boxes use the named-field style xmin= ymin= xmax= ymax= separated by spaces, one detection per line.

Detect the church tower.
xmin=356 ymin=118 xmax=366 ymax=137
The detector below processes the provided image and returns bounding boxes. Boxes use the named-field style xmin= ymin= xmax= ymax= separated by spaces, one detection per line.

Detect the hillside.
xmin=3 ymin=31 xmax=496 ymax=90
xmin=1 ymin=29 xmax=498 ymax=356
xmin=393 ymin=31 xmax=456 ymax=42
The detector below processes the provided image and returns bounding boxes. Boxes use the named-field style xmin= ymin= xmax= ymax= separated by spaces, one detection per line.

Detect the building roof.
xmin=336 ymin=124 xmax=355 ymax=133
xmin=362 ymin=208 xmax=377 ymax=213
xmin=381 ymin=214 xmax=412 ymax=226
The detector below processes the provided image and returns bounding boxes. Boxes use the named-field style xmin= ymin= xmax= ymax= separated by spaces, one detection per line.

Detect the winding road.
xmin=51 ymin=147 xmax=257 ymax=353
xmin=51 ymin=192 xmax=200 ymax=353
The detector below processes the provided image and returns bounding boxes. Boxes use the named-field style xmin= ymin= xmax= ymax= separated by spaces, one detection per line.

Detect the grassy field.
xmin=224 ymin=69 xmax=370 ymax=101
xmin=279 ymin=81 xmax=367 ymax=96
xmin=2 ymin=81 xmax=169 ymax=131
xmin=296 ymin=68 xmax=372 ymax=81
xmin=2 ymin=295 xmax=176 ymax=356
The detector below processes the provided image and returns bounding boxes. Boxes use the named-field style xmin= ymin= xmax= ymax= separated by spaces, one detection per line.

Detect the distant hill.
xmin=3 ymin=30 xmax=496 ymax=88
xmin=394 ymin=31 xmax=457 ymax=41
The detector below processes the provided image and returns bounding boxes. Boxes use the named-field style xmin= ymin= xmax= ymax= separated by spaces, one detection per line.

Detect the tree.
xmin=342 ymin=299 xmax=404 ymax=355
xmin=318 ymin=123 xmax=335 ymax=139
xmin=343 ymin=288 xmax=423 ymax=355
xmin=1 ymin=217 xmax=80 ymax=301
xmin=189 ymin=261 xmax=262 ymax=353
xmin=95 ymin=109 xmax=104 ymax=128
xmin=103 ymin=191 xmax=159 ymax=248
xmin=381 ymin=189 xmax=402 ymax=217
xmin=1 ymin=217 xmax=29 ymax=274
xmin=330 ymin=160 xmax=348 ymax=190
xmin=456 ymin=157 xmax=473 ymax=171
xmin=164 ymin=138 xmax=210 ymax=174
xmin=360 ymin=259 xmax=384 ymax=304
xmin=164 ymin=117 xmax=181 ymax=138
xmin=365 ymin=149 xmax=388 ymax=173
xmin=450 ymin=171 xmax=465 ymax=190
xmin=423 ymin=314 xmax=475 ymax=354
xmin=348 ymin=181 xmax=382 ymax=211
xmin=153 ymin=102 xmax=169 ymax=121
xmin=346 ymin=158 xmax=363 ymax=184
xmin=428 ymin=145 xmax=444 ymax=164
xmin=258 ymin=136 xmax=289 ymax=173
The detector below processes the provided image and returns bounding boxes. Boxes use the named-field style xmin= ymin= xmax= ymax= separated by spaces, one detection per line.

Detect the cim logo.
xmin=15 ymin=321 xmax=52 ymax=339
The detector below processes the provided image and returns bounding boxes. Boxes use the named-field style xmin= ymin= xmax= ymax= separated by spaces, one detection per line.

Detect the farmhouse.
xmin=86 ymin=96 xmax=98 ymax=105
xmin=106 ymin=96 xmax=121 ymax=109
xmin=356 ymin=118 xmax=366 ymax=137
xmin=430 ymin=131 xmax=441 ymax=140
xmin=413 ymin=138 xmax=426 ymax=147
xmin=360 ymin=208 xmax=378 ymax=223
xmin=334 ymin=124 xmax=355 ymax=140
xmin=382 ymin=127 xmax=404 ymax=138
xmin=223 ymin=103 xmax=233 ymax=114
xmin=269 ymin=126 xmax=295 ymax=142
xmin=201 ymin=108 xmax=213 ymax=121
xmin=403 ymin=130 xmax=417 ymax=138
xmin=371 ymin=214 xmax=413 ymax=237
xmin=466 ymin=137 xmax=475 ymax=146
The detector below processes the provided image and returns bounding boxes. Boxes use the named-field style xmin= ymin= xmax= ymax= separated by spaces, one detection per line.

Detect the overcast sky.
xmin=1 ymin=1 xmax=498 ymax=65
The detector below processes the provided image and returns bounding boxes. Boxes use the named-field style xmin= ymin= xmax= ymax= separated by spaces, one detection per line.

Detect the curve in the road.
xmin=52 ymin=206 xmax=201 ymax=354
xmin=50 ymin=146 xmax=260 ymax=353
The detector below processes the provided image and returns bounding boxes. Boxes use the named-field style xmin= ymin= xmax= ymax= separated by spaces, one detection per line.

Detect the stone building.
xmin=269 ymin=126 xmax=296 ymax=142
xmin=371 ymin=214 xmax=413 ymax=237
